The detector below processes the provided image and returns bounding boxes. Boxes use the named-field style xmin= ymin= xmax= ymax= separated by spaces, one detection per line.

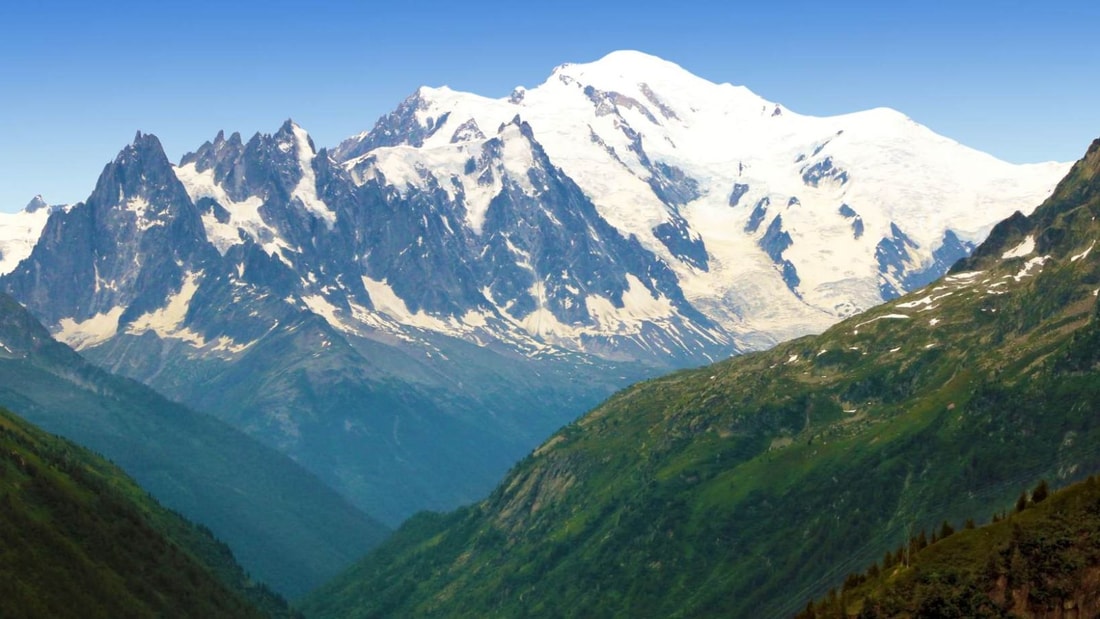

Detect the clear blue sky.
xmin=1 ymin=0 xmax=1097 ymax=211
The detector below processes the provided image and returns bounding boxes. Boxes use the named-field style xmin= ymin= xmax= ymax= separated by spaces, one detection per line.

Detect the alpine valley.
xmin=0 ymin=51 xmax=1069 ymax=527
xmin=301 ymin=138 xmax=1100 ymax=618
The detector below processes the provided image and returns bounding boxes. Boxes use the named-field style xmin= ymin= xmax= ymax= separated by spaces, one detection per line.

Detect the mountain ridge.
xmin=0 ymin=50 xmax=1071 ymax=526
xmin=300 ymin=135 xmax=1100 ymax=618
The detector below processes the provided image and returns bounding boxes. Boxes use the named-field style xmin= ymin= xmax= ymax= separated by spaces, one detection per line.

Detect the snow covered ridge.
xmin=4 ymin=51 xmax=1071 ymax=367
xmin=328 ymin=50 xmax=1068 ymax=349
xmin=0 ymin=196 xmax=57 ymax=275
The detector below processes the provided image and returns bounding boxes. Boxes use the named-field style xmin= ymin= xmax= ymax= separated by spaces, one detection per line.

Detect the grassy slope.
xmin=0 ymin=293 xmax=391 ymax=599
xmin=302 ymin=139 xmax=1100 ymax=619
xmin=0 ymin=406 xmax=289 ymax=618
xmin=802 ymin=476 xmax=1100 ymax=618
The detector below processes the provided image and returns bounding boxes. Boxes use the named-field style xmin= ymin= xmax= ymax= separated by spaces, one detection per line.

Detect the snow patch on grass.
xmin=1012 ymin=255 xmax=1050 ymax=282
xmin=1001 ymin=235 xmax=1035 ymax=259
xmin=854 ymin=313 xmax=910 ymax=328
xmin=1070 ymin=241 xmax=1094 ymax=263
xmin=897 ymin=295 xmax=933 ymax=309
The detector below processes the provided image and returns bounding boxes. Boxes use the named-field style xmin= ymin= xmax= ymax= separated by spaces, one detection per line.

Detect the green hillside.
xmin=301 ymin=138 xmax=1100 ymax=619
xmin=0 ymin=292 xmax=390 ymax=598
xmin=801 ymin=476 xmax=1100 ymax=618
xmin=0 ymin=405 xmax=290 ymax=618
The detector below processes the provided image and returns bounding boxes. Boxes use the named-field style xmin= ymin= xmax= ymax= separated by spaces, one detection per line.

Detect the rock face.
xmin=0 ymin=51 xmax=1070 ymax=523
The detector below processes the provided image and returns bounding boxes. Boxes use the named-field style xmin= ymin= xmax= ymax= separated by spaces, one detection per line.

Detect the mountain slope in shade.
xmin=0 ymin=405 xmax=286 ymax=618
xmin=300 ymin=138 xmax=1100 ymax=619
xmin=0 ymin=51 xmax=1067 ymax=526
xmin=0 ymin=291 xmax=389 ymax=598
xmin=2 ymin=127 xmax=653 ymax=525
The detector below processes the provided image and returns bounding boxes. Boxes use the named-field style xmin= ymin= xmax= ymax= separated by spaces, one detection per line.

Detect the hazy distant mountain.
xmin=0 ymin=50 xmax=1067 ymax=525
xmin=0 ymin=405 xmax=289 ymax=617
xmin=0 ymin=292 xmax=388 ymax=598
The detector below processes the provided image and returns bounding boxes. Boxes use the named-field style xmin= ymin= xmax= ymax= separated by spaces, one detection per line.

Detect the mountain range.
xmin=301 ymin=137 xmax=1100 ymax=618
xmin=0 ymin=50 xmax=1069 ymax=525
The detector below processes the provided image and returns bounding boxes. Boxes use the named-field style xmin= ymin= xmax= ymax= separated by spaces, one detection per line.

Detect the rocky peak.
xmin=180 ymin=129 xmax=245 ymax=173
xmin=1 ymin=133 xmax=210 ymax=327
xmin=85 ymin=131 xmax=197 ymax=230
xmin=956 ymin=138 xmax=1100 ymax=273
xmin=333 ymin=89 xmax=440 ymax=161
xmin=24 ymin=195 xmax=49 ymax=213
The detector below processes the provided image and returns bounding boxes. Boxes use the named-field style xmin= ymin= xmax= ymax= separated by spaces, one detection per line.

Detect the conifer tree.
xmin=1031 ymin=479 xmax=1050 ymax=503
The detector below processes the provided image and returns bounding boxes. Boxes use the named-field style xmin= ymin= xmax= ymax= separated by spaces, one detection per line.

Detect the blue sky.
xmin=1 ymin=0 xmax=1097 ymax=211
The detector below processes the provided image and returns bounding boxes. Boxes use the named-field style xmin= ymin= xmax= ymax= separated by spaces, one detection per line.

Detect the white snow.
xmin=126 ymin=272 xmax=205 ymax=346
xmin=361 ymin=277 xmax=411 ymax=322
xmin=1012 ymin=255 xmax=1050 ymax=282
xmin=334 ymin=50 xmax=1066 ymax=351
xmin=854 ymin=313 xmax=910 ymax=328
xmin=1070 ymin=241 xmax=1094 ymax=263
xmin=585 ymin=275 xmax=676 ymax=332
xmin=81 ymin=51 xmax=1068 ymax=364
xmin=945 ymin=271 xmax=985 ymax=282
xmin=0 ymin=205 xmax=51 ymax=275
xmin=175 ymin=161 xmax=297 ymax=262
xmin=897 ymin=295 xmax=934 ymax=309
xmin=361 ymin=276 xmax=456 ymax=332
xmin=302 ymin=294 xmax=348 ymax=330
xmin=126 ymin=197 xmax=166 ymax=232
xmin=1001 ymin=235 xmax=1035 ymax=259
xmin=211 ymin=335 xmax=252 ymax=354
xmin=289 ymin=124 xmax=336 ymax=226
xmin=56 ymin=306 xmax=126 ymax=350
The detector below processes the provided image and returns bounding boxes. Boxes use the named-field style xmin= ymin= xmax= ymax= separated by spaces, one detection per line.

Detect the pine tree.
xmin=915 ymin=530 xmax=928 ymax=551
xmin=939 ymin=520 xmax=955 ymax=539
xmin=1032 ymin=479 xmax=1050 ymax=503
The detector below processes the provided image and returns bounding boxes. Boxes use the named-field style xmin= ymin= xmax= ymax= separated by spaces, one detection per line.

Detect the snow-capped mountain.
xmin=0 ymin=195 xmax=55 ymax=275
xmin=336 ymin=50 xmax=1067 ymax=348
xmin=0 ymin=50 xmax=1069 ymax=522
